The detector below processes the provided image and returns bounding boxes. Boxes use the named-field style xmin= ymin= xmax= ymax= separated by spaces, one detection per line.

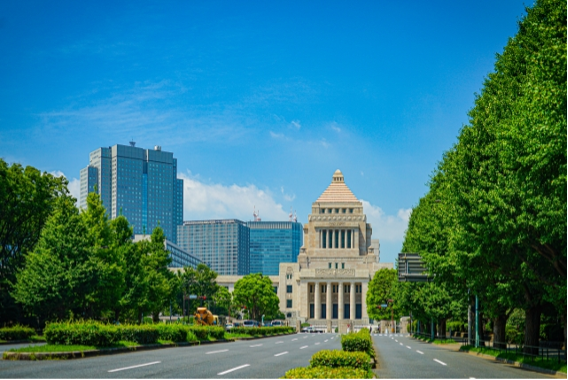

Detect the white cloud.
xmin=181 ymin=172 xmax=288 ymax=221
xmin=361 ymin=200 xmax=411 ymax=243
xmin=280 ymin=186 xmax=296 ymax=202
xmin=290 ymin=120 xmax=301 ymax=129
xmin=328 ymin=121 xmax=341 ymax=133
xmin=320 ymin=139 xmax=330 ymax=148
xmin=50 ymin=171 xmax=80 ymax=207
xmin=270 ymin=131 xmax=285 ymax=139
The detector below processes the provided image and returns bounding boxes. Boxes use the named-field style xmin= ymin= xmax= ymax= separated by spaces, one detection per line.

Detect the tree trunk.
xmin=439 ymin=318 xmax=447 ymax=338
xmin=493 ymin=314 xmax=508 ymax=349
xmin=562 ymin=305 xmax=568 ymax=362
xmin=524 ymin=305 xmax=542 ymax=355
xmin=477 ymin=313 xmax=485 ymax=347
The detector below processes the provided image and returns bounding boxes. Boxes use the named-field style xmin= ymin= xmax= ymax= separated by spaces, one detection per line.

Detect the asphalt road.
xmin=0 ymin=333 xmax=340 ymax=378
xmin=372 ymin=333 xmax=558 ymax=379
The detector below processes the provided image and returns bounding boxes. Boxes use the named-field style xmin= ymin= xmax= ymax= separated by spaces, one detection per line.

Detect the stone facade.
xmin=277 ymin=170 xmax=392 ymax=332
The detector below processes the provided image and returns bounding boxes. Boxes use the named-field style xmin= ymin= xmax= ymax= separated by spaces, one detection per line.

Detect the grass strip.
xmin=225 ymin=332 xmax=253 ymax=339
xmin=461 ymin=345 xmax=567 ymax=374
xmin=10 ymin=341 xmax=144 ymax=353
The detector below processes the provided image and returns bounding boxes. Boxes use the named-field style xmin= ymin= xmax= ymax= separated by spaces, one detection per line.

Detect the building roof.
xmin=315 ymin=170 xmax=359 ymax=203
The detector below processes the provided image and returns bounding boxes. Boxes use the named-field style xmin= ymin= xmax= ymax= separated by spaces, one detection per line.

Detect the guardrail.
xmin=413 ymin=332 xmax=566 ymax=363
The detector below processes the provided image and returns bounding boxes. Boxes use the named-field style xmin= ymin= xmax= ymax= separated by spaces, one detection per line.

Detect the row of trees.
xmin=0 ymin=160 xmax=283 ymax=327
xmin=379 ymin=0 xmax=565 ymax=354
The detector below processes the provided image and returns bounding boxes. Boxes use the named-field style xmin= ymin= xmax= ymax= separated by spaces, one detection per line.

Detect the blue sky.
xmin=0 ymin=0 xmax=531 ymax=264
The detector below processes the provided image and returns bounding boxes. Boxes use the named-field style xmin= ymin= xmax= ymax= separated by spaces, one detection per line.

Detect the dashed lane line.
xmin=206 ymin=349 xmax=228 ymax=354
xmin=399 ymin=343 xmax=403 ymax=346
xmin=434 ymin=359 xmax=447 ymax=366
xmin=274 ymin=351 xmax=288 ymax=357
xmin=108 ymin=361 xmax=161 ymax=373
xmin=217 ymin=364 xmax=250 ymax=376
xmin=292 ymin=338 xmax=298 ymax=341
xmin=275 ymin=341 xmax=284 ymax=344
xmin=416 ymin=350 xmax=424 ymax=354
xmin=250 ymin=344 xmax=262 ymax=347
xmin=315 ymin=342 xmax=320 ymax=345
xmin=406 ymin=346 xmax=411 ymax=349
xmin=324 ymin=339 xmax=328 ymax=342
xmin=300 ymin=345 xmax=308 ymax=349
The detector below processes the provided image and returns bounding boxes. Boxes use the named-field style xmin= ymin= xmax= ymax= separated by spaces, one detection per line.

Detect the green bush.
xmin=282 ymin=366 xmax=371 ymax=379
xmin=186 ymin=331 xmax=198 ymax=342
xmin=155 ymin=324 xmax=189 ymax=342
xmin=0 ymin=325 xmax=36 ymax=341
xmin=341 ymin=329 xmax=372 ymax=353
xmin=44 ymin=321 xmax=119 ymax=346
xmin=231 ymin=326 xmax=294 ymax=336
xmin=119 ymin=325 xmax=159 ymax=344
xmin=447 ymin=321 xmax=465 ymax=332
xmin=310 ymin=350 xmax=371 ymax=371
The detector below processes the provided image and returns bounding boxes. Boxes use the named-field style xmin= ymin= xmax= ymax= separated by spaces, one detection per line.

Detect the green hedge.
xmin=341 ymin=329 xmax=372 ymax=353
xmin=231 ymin=326 xmax=294 ymax=336
xmin=44 ymin=321 xmax=225 ymax=346
xmin=0 ymin=325 xmax=36 ymax=341
xmin=282 ymin=366 xmax=371 ymax=379
xmin=310 ymin=350 xmax=371 ymax=371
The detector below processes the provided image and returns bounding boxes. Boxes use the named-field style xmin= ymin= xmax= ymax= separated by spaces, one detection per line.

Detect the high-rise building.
xmin=247 ymin=221 xmax=303 ymax=276
xmin=133 ymin=234 xmax=202 ymax=269
xmin=177 ymin=219 xmax=250 ymax=275
xmin=80 ymin=143 xmax=183 ymax=242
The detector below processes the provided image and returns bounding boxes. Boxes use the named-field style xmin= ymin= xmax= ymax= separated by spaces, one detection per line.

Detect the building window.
xmin=335 ymin=208 xmax=339 ymax=213
xmin=286 ymin=299 xmax=292 ymax=308
xmin=335 ymin=262 xmax=338 ymax=269
xmin=309 ymin=285 xmax=313 ymax=293
xmin=342 ymin=263 xmax=345 ymax=269
xmin=273 ymin=286 xmax=278 ymax=293
xmin=349 ymin=208 xmax=354 ymax=213
xmin=322 ymin=285 xmax=326 ymax=293
xmin=287 ymin=285 xmax=293 ymax=293
xmin=328 ymin=262 xmax=332 ymax=269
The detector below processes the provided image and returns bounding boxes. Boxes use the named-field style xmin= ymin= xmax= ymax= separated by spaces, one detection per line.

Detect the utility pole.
xmin=475 ymin=295 xmax=479 ymax=348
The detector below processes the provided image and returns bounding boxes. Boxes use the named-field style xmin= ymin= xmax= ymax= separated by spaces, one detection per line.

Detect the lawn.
xmin=9 ymin=341 xmax=143 ymax=353
xmin=461 ymin=345 xmax=567 ymax=374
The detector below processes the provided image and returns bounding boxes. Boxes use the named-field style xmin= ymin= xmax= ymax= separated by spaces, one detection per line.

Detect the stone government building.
xmin=277 ymin=170 xmax=392 ymax=332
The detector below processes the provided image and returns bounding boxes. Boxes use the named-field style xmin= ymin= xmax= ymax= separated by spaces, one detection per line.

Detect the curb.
xmin=0 ymin=340 xmax=45 ymax=346
xmin=3 ymin=332 xmax=297 ymax=361
xmin=459 ymin=349 xmax=567 ymax=379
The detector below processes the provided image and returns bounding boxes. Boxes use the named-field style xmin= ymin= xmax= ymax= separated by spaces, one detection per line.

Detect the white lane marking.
xmin=206 ymin=349 xmax=228 ymax=354
xmin=274 ymin=351 xmax=288 ymax=357
xmin=395 ymin=340 xmax=398 ymax=342
xmin=217 ymin=364 xmax=250 ymax=376
xmin=250 ymin=344 xmax=263 ymax=347
xmin=416 ymin=350 xmax=424 ymax=354
xmin=434 ymin=359 xmax=447 ymax=366
xmin=324 ymin=339 xmax=329 ymax=342
xmin=275 ymin=341 xmax=284 ymax=344
xmin=300 ymin=345 xmax=308 ymax=349
xmin=108 ymin=361 xmax=160 ymax=373
xmin=399 ymin=343 xmax=403 ymax=346
xmin=469 ymin=378 xmax=476 ymax=379
xmin=304 ymin=336 xmax=308 ymax=339
xmin=315 ymin=342 xmax=320 ymax=345
xmin=292 ymin=338 xmax=298 ymax=341
xmin=406 ymin=346 xmax=411 ymax=349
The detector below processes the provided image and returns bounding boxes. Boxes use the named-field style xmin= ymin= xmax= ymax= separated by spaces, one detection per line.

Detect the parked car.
xmin=301 ymin=326 xmax=314 ymax=333
xmin=242 ymin=320 xmax=259 ymax=327
xmin=225 ymin=323 xmax=234 ymax=331
xmin=270 ymin=320 xmax=285 ymax=327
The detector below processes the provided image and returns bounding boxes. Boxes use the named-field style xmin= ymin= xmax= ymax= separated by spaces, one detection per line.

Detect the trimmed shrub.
xmin=282 ymin=366 xmax=371 ymax=379
xmin=231 ymin=326 xmax=294 ymax=336
xmin=0 ymin=325 xmax=36 ymax=341
xmin=341 ymin=329 xmax=372 ymax=353
xmin=155 ymin=324 xmax=189 ymax=342
xmin=44 ymin=321 xmax=119 ymax=346
xmin=310 ymin=350 xmax=371 ymax=371
xmin=186 ymin=331 xmax=198 ymax=342
xmin=118 ymin=325 xmax=159 ymax=344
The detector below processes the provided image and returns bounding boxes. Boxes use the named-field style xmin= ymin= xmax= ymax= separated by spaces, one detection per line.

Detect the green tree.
xmin=12 ymin=196 xmax=97 ymax=325
xmin=138 ymin=227 xmax=176 ymax=323
xmin=0 ymin=160 xmax=67 ymax=324
xmin=81 ymin=192 xmax=125 ymax=319
xmin=233 ymin=273 xmax=279 ymax=321
xmin=366 ymin=268 xmax=399 ymax=321
xmin=178 ymin=263 xmax=220 ymax=314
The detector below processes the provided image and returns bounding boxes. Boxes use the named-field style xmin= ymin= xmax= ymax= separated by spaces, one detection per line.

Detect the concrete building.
xmin=80 ymin=143 xmax=183 ymax=243
xmin=277 ymin=170 xmax=392 ymax=331
xmin=177 ymin=219 xmax=250 ymax=275
xmin=247 ymin=221 xmax=303 ymax=276
xmin=133 ymin=234 xmax=203 ymax=269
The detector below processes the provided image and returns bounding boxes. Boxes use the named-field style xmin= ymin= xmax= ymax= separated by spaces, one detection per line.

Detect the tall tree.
xmin=233 ymin=273 xmax=279 ymax=322
xmin=0 ymin=160 xmax=67 ymax=324
xmin=366 ymin=268 xmax=400 ymax=321
xmin=12 ymin=196 xmax=97 ymax=325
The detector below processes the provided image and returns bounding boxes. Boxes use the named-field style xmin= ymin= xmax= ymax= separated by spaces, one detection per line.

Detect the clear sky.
xmin=0 ymin=0 xmax=531 ymax=264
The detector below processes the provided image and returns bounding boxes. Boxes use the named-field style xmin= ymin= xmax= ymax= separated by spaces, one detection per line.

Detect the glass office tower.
xmin=247 ymin=221 xmax=303 ymax=275
xmin=177 ymin=220 xmax=249 ymax=275
xmin=80 ymin=143 xmax=183 ymax=243
xmin=133 ymin=235 xmax=202 ymax=269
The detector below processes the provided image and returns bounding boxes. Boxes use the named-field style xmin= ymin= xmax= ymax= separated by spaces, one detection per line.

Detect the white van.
xmin=242 ymin=320 xmax=259 ymax=327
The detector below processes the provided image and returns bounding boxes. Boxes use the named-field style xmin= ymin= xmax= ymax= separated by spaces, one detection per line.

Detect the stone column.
xmin=355 ymin=229 xmax=359 ymax=250
xmin=350 ymin=282 xmax=356 ymax=320
xmin=314 ymin=282 xmax=321 ymax=320
xmin=326 ymin=282 xmax=332 ymax=320
xmin=338 ymin=282 xmax=344 ymax=320
xmin=362 ymin=281 xmax=368 ymax=321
